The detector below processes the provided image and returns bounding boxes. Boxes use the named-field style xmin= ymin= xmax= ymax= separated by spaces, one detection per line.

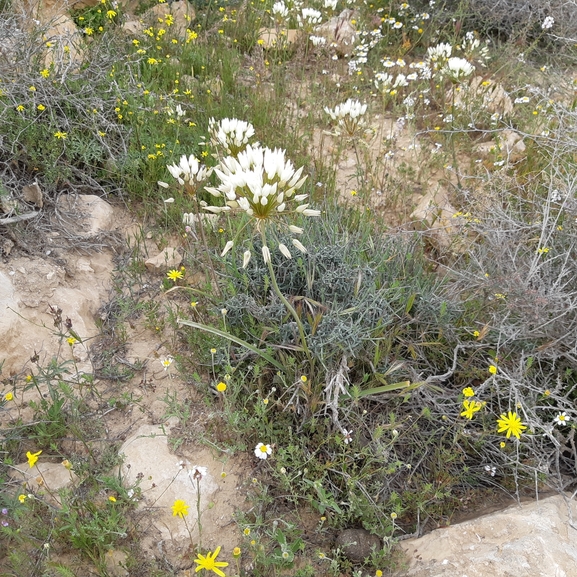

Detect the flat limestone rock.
xmin=396 ymin=495 xmax=577 ymax=577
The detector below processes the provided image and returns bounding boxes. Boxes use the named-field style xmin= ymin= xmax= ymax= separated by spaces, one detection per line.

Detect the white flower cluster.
xmin=442 ymin=56 xmax=475 ymax=81
xmin=272 ymin=0 xmax=288 ymax=18
xmin=298 ymin=7 xmax=322 ymax=27
xmin=324 ymin=98 xmax=367 ymax=135
xmin=204 ymin=144 xmax=317 ymax=263
xmin=166 ymin=154 xmax=210 ymax=186
xmin=208 ymin=117 xmax=257 ymax=156
xmin=542 ymin=16 xmax=554 ymax=30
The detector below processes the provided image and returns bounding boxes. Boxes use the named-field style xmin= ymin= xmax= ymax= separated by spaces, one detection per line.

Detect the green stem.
xmin=260 ymin=228 xmax=312 ymax=362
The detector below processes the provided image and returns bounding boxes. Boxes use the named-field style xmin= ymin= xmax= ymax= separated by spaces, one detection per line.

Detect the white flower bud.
xmin=292 ymin=239 xmax=307 ymax=253
xmin=278 ymin=243 xmax=292 ymax=259
xmin=221 ymin=240 xmax=234 ymax=257
xmin=158 ymin=181 xmax=170 ymax=188
xmin=242 ymin=250 xmax=251 ymax=268
xmin=289 ymin=225 xmax=303 ymax=234
xmin=262 ymin=245 xmax=271 ymax=263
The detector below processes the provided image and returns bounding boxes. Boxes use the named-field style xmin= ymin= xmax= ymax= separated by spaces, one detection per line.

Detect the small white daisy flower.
xmin=255 ymin=443 xmax=272 ymax=459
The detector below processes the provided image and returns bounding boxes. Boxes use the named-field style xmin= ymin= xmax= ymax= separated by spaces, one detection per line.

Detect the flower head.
xmin=462 ymin=387 xmax=475 ymax=398
xmin=167 ymin=154 xmax=210 ymax=191
xmin=27 ymin=450 xmax=42 ymax=468
xmin=203 ymin=144 xmax=315 ymax=262
xmin=167 ymin=269 xmax=184 ymax=281
xmin=497 ymin=411 xmax=527 ymax=439
xmin=172 ymin=499 xmax=189 ymax=518
xmin=216 ymin=382 xmax=227 ymax=392
xmin=194 ymin=546 xmax=229 ymax=576
xmin=488 ymin=365 xmax=497 ymax=375
xmin=54 ymin=131 xmax=67 ymax=139
xmin=4 ymin=392 xmax=13 ymax=401
xmin=18 ymin=494 xmax=27 ymax=503
xmin=233 ymin=547 xmax=241 ymax=557
xmin=161 ymin=357 xmax=173 ymax=370
xmin=542 ymin=16 xmax=554 ymax=29
xmin=460 ymin=400 xmax=482 ymax=419
xmin=254 ymin=442 xmax=272 ymax=459
xmin=442 ymin=57 xmax=475 ymax=82
xmin=554 ymin=412 xmax=570 ymax=426
xmin=208 ymin=117 xmax=256 ymax=156
xmin=324 ymin=99 xmax=368 ymax=136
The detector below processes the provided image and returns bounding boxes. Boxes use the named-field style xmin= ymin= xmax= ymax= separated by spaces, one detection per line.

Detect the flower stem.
xmin=260 ymin=228 xmax=312 ymax=362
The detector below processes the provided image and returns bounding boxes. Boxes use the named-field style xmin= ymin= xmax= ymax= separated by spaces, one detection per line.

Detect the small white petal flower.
xmin=221 ymin=240 xmax=234 ymax=257
xmin=254 ymin=443 xmax=272 ymax=459
xmin=554 ymin=412 xmax=570 ymax=425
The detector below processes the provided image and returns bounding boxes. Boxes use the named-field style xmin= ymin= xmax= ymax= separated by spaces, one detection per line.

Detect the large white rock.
xmin=396 ymin=495 xmax=577 ymax=577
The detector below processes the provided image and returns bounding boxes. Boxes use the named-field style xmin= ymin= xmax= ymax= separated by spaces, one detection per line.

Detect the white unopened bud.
xmin=278 ymin=243 xmax=292 ymax=259
xmin=242 ymin=250 xmax=251 ymax=268
xmin=221 ymin=240 xmax=234 ymax=257
xmin=289 ymin=225 xmax=303 ymax=234
xmin=292 ymin=239 xmax=307 ymax=253
xmin=158 ymin=181 xmax=170 ymax=188
xmin=262 ymin=245 xmax=271 ymax=264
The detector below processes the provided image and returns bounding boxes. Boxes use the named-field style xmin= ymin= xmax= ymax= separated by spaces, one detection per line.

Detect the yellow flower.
xmin=4 ymin=392 xmax=13 ymax=401
xmin=167 ymin=269 xmax=184 ymax=281
xmin=106 ymin=9 xmax=117 ymax=18
xmin=37 ymin=104 xmax=46 ymax=111
xmin=500 ymin=441 xmax=506 ymax=448
xmin=460 ymin=400 xmax=482 ymax=420
xmin=191 ymin=301 xmax=198 ymax=307
xmin=108 ymin=495 xmax=117 ymax=502
xmin=233 ymin=547 xmax=241 ymax=557
xmin=29 ymin=85 xmax=36 ymax=91
xmin=67 ymin=337 xmax=76 ymax=345
xmin=27 ymin=450 xmax=42 ymax=468
xmin=497 ymin=411 xmax=527 ymax=439
xmin=172 ymin=499 xmax=189 ymax=518
xmin=194 ymin=546 xmax=229 ymax=577
xmin=243 ymin=527 xmax=251 ymax=536
xmin=488 ymin=365 xmax=497 ymax=375
xmin=300 ymin=375 xmax=307 ymax=382
xmin=84 ymin=27 xmax=94 ymax=35
xmin=54 ymin=131 xmax=67 ymax=139
xmin=16 ymin=104 xmax=25 ymax=112
xmin=472 ymin=330 xmax=480 ymax=337
xmin=216 ymin=382 xmax=227 ymax=392
xmin=62 ymin=459 xmax=72 ymax=470
xmin=462 ymin=387 xmax=475 ymax=398
xmin=376 ymin=571 xmax=383 ymax=577
xmin=40 ymin=69 xmax=50 ymax=78
xmin=18 ymin=494 xmax=27 ymax=503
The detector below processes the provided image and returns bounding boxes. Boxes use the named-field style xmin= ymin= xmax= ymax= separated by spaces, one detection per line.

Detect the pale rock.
xmin=396 ymin=495 xmax=577 ymax=577
xmin=104 ymin=550 xmax=129 ymax=577
xmin=22 ymin=182 xmax=43 ymax=208
xmin=42 ymin=14 xmax=84 ymax=70
xmin=122 ymin=18 xmax=144 ymax=35
xmin=118 ymin=424 xmax=239 ymax=553
xmin=499 ymin=129 xmax=526 ymax=163
xmin=451 ymin=76 xmax=513 ymax=117
xmin=144 ymin=1 xmax=196 ymax=38
xmin=315 ymin=9 xmax=357 ymax=56
xmin=56 ymin=194 xmax=115 ymax=237
xmin=10 ymin=461 xmax=78 ymax=505
xmin=145 ymin=247 xmax=181 ymax=272
xmin=258 ymin=28 xmax=300 ymax=49
xmin=410 ymin=187 xmax=459 ymax=251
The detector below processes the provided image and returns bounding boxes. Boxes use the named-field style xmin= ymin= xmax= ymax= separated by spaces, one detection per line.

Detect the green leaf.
xmin=177 ymin=319 xmax=287 ymax=373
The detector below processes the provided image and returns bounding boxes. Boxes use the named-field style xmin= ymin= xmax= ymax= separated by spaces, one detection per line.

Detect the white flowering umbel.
xmin=324 ymin=98 xmax=368 ymax=137
xmin=442 ymin=57 xmax=475 ymax=83
xmin=208 ymin=117 xmax=257 ymax=157
xmin=298 ymin=7 xmax=322 ymax=31
xmin=204 ymin=144 xmax=317 ymax=262
xmin=205 ymin=144 xmax=318 ymax=359
xmin=426 ymin=42 xmax=452 ymax=71
xmin=166 ymin=154 xmax=211 ymax=194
